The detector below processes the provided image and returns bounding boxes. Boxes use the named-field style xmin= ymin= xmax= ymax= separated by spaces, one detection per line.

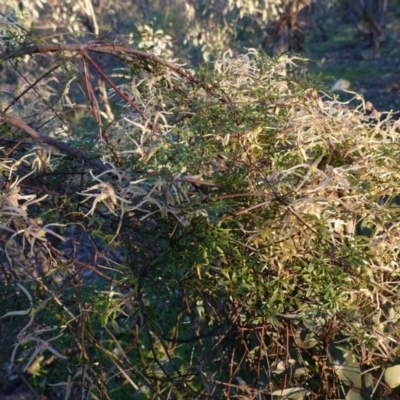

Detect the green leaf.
xmin=152 ymin=357 xmax=183 ymax=377
xmin=294 ymin=327 xmax=319 ymax=349
xmin=328 ymin=344 xmax=362 ymax=390
xmin=384 ymin=365 xmax=400 ymax=389
xmin=346 ymin=389 xmax=362 ymax=400
xmin=272 ymin=387 xmax=311 ymax=399
xmin=362 ymin=372 xmax=374 ymax=394
xmin=346 ymin=388 xmax=370 ymax=400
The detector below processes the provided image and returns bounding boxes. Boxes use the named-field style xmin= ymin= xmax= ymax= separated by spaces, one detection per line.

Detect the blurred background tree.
xmin=1 ymin=0 xmax=399 ymax=111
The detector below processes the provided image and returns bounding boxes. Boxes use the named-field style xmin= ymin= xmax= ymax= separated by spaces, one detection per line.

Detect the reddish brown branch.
xmin=84 ymin=53 xmax=152 ymax=130
xmin=1 ymin=115 xmax=109 ymax=171
xmin=0 ymin=43 xmax=201 ymax=85
xmin=0 ymin=42 xmax=231 ymax=170
xmin=0 ymin=42 xmax=236 ymax=145
xmin=81 ymin=57 xmax=122 ymax=165
xmin=82 ymin=56 xmax=102 ymax=129
xmin=0 ymin=42 xmax=225 ymax=101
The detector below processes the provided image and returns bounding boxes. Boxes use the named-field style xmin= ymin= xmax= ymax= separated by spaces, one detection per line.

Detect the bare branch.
xmin=1 ymin=115 xmax=109 ymax=171
xmin=84 ymin=53 xmax=153 ymax=131
xmin=0 ymin=43 xmax=201 ymax=86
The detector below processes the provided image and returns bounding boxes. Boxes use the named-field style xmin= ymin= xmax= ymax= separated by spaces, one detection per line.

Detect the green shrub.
xmin=1 ymin=36 xmax=400 ymax=399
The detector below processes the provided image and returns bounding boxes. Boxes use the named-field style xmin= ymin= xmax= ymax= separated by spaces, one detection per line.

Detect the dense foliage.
xmin=1 ymin=2 xmax=400 ymax=400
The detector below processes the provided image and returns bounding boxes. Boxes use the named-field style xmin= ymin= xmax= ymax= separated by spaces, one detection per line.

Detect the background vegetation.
xmin=1 ymin=1 xmax=400 ymax=399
